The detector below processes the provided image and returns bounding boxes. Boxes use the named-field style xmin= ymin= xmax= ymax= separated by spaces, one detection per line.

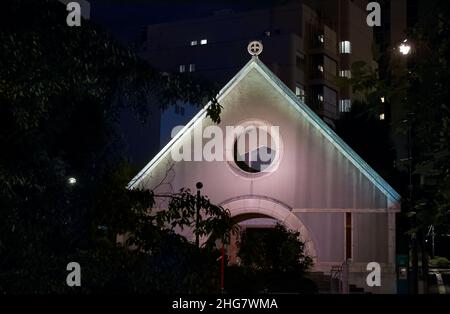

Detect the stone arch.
xmin=220 ymin=195 xmax=317 ymax=260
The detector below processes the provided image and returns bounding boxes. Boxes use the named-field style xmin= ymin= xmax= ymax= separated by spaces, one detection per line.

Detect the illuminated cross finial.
xmin=248 ymin=41 xmax=263 ymax=57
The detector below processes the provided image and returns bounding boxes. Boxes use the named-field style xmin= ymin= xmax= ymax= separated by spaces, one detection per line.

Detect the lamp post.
xmin=220 ymin=243 xmax=225 ymax=293
xmin=431 ymin=226 xmax=436 ymax=259
xmin=405 ymin=114 xmax=419 ymax=294
xmin=397 ymin=38 xmax=420 ymax=293
xmin=195 ymin=182 xmax=203 ymax=248
xmin=427 ymin=225 xmax=436 ymax=258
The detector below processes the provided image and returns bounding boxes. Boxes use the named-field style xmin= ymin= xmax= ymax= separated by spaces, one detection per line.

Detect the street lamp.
xmin=399 ymin=39 xmax=412 ymax=56
xmin=195 ymin=181 xmax=203 ymax=248
xmin=427 ymin=225 xmax=436 ymax=258
xmin=402 ymin=113 xmax=420 ymax=294
xmin=67 ymin=177 xmax=77 ymax=185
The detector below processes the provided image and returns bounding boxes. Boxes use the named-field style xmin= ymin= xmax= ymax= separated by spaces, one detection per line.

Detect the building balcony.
xmin=310 ymin=99 xmax=338 ymax=121
xmin=307 ymin=24 xmax=338 ymax=58
xmin=308 ymin=69 xmax=338 ymax=89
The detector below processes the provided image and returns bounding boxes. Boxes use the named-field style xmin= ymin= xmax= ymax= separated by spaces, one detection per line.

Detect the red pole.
xmin=220 ymin=243 xmax=225 ymax=293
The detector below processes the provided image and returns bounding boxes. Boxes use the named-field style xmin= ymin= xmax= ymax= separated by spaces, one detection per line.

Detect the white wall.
xmin=143 ymin=68 xmax=388 ymax=210
xmin=136 ymin=64 xmax=397 ymax=292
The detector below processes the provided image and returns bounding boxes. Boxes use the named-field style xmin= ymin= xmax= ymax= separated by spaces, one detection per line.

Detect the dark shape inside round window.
xmin=233 ymin=137 xmax=276 ymax=173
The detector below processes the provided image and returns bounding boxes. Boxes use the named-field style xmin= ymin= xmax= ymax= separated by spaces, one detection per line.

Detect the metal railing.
xmin=330 ymin=260 xmax=349 ymax=294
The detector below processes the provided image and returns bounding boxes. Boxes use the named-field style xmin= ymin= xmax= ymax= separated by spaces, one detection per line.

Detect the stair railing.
xmin=330 ymin=260 xmax=350 ymax=294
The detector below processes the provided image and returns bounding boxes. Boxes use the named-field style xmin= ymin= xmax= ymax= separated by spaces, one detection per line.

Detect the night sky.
xmin=90 ymin=0 xmax=286 ymax=167
xmin=91 ymin=0 xmax=284 ymax=45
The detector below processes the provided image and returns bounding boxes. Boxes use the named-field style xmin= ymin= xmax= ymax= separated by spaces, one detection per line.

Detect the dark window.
xmin=296 ymin=52 xmax=306 ymax=69
xmin=233 ymin=131 xmax=276 ymax=174
xmin=346 ymin=213 xmax=352 ymax=260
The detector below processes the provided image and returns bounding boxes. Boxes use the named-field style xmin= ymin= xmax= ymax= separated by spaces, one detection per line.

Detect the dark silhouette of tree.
xmin=225 ymin=224 xmax=315 ymax=293
xmin=0 ymin=0 xmax=227 ymax=293
xmin=238 ymin=224 xmax=312 ymax=272
xmin=335 ymin=0 xmax=450 ymax=293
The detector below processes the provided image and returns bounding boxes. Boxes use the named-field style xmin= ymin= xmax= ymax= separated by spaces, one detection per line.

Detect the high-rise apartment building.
xmin=139 ymin=0 xmax=375 ymax=146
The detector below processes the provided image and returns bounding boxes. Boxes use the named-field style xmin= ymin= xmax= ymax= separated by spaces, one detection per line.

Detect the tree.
xmin=404 ymin=1 xmax=450 ymax=234
xmin=155 ymin=189 xmax=239 ymax=249
xmin=338 ymin=2 xmax=450 ymax=234
xmin=336 ymin=0 xmax=450 ymax=293
xmin=0 ymin=0 xmax=227 ymax=293
xmin=238 ymin=224 xmax=312 ymax=272
xmin=225 ymin=224 xmax=315 ymax=293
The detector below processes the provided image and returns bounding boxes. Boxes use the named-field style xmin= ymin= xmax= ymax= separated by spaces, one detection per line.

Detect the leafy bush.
xmin=224 ymin=224 xmax=316 ymax=293
xmin=429 ymin=256 xmax=450 ymax=268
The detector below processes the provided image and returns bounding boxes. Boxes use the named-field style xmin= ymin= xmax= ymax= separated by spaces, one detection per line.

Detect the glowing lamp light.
xmin=379 ymin=113 xmax=385 ymax=121
xmin=399 ymin=40 xmax=411 ymax=55
xmin=68 ymin=177 xmax=77 ymax=185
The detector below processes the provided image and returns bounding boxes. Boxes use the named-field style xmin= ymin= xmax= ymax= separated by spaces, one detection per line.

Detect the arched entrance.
xmin=220 ymin=196 xmax=317 ymax=263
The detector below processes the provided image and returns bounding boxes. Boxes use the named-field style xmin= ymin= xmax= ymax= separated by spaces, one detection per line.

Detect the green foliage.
xmin=155 ymin=189 xmax=239 ymax=248
xmin=238 ymin=224 xmax=313 ymax=272
xmin=0 ymin=0 xmax=227 ymax=293
xmin=429 ymin=256 xmax=450 ymax=269
xmin=336 ymin=1 xmax=450 ymax=233
xmin=1 ymin=235 xmax=222 ymax=294
xmin=0 ymin=0 xmax=222 ymax=126
xmin=404 ymin=2 xmax=450 ymax=231
xmin=225 ymin=224 xmax=315 ymax=293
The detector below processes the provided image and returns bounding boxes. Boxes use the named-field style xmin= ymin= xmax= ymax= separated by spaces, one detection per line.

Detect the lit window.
xmin=379 ymin=113 xmax=385 ymax=120
xmin=200 ymin=39 xmax=208 ymax=45
xmin=295 ymin=84 xmax=305 ymax=101
xmin=339 ymin=99 xmax=352 ymax=112
xmin=381 ymin=97 xmax=385 ymax=103
xmin=340 ymin=41 xmax=351 ymax=54
xmin=318 ymin=34 xmax=324 ymax=43
xmin=190 ymin=40 xmax=198 ymax=46
xmin=179 ymin=65 xmax=186 ymax=73
xmin=189 ymin=64 xmax=195 ymax=72
xmin=318 ymin=65 xmax=324 ymax=72
xmin=339 ymin=70 xmax=351 ymax=78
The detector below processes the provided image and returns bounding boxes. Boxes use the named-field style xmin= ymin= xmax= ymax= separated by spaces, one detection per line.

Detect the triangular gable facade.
xmin=128 ymin=58 xmax=401 ymax=292
xmin=128 ymin=57 xmax=400 ymax=211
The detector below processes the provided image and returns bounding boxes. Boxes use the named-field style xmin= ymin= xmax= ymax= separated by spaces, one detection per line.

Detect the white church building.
xmin=128 ymin=43 xmax=401 ymax=293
